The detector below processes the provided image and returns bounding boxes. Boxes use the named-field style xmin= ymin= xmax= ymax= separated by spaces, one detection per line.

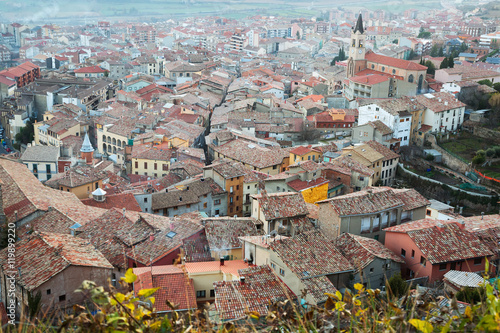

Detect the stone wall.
xmin=473 ymin=126 xmax=500 ymax=144
xmin=426 ymin=134 xmax=470 ymax=174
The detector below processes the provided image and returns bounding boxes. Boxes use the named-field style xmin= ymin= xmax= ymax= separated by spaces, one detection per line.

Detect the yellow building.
xmin=131 ymin=144 xmax=173 ymax=178
xmin=289 ymin=145 xmax=322 ymax=164
xmin=296 ymin=181 xmax=329 ymax=204
xmin=45 ymin=161 xmax=113 ymax=200
xmin=342 ymin=144 xmax=384 ymax=183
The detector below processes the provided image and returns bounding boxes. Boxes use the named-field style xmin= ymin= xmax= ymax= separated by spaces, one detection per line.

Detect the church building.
xmin=344 ymin=14 xmax=428 ymax=102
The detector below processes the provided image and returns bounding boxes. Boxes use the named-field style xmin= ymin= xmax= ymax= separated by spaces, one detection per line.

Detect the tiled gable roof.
xmin=364 ymin=140 xmax=400 ymax=161
xmin=317 ymin=187 xmax=403 ymax=216
xmin=406 ymin=223 xmax=493 ymax=264
xmin=152 ymin=177 xmax=224 ymax=210
xmin=212 ymin=139 xmax=289 ymax=169
xmin=214 ymin=265 xmax=295 ymax=320
xmin=81 ymin=193 xmax=142 ymax=212
xmin=334 ymin=233 xmax=404 ymax=271
xmin=255 ymin=192 xmax=308 ymax=220
xmin=133 ymin=267 xmax=197 ymax=312
xmin=0 ymin=158 xmax=106 ymax=225
xmin=365 ymin=51 xmax=427 ymax=71
xmin=392 ymin=188 xmax=430 ymax=211
xmin=204 ymin=217 xmax=264 ymax=250
xmin=270 ymin=230 xmax=354 ymax=279
xmin=0 ymin=232 xmax=112 ymax=291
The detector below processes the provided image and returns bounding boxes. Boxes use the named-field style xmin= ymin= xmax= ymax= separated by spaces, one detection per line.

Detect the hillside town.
xmin=1 ymin=1 xmax=500 ymax=328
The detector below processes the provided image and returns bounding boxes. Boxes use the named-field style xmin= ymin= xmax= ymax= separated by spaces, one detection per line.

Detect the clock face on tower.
xmin=359 ymin=50 xmax=363 ymax=54
xmin=351 ymin=49 xmax=354 ymax=54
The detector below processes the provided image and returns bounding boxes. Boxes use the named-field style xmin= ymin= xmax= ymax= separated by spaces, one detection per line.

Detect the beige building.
xmin=316 ymin=186 xmax=430 ymax=243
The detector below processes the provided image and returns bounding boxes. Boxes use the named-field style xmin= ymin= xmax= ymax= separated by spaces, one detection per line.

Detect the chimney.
xmin=220 ymin=257 xmax=225 ymax=266
xmin=481 ymin=212 xmax=484 ymax=220
xmin=456 ymin=220 xmax=465 ymax=229
xmin=149 ymin=233 xmax=155 ymax=242
xmin=122 ymin=208 xmax=126 ymax=216
xmin=436 ymin=223 xmax=445 ymax=231
xmin=240 ymin=276 xmax=245 ymax=285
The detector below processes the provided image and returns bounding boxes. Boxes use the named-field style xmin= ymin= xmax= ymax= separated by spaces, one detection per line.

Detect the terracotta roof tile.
xmin=385 ymin=220 xmax=493 ymax=264
xmin=214 ymin=265 xmax=295 ymax=320
xmin=204 ymin=217 xmax=264 ymax=251
xmin=334 ymin=233 xmax=404 ymax=271
xmin=0 ymin=232 xmax=112 ymax=291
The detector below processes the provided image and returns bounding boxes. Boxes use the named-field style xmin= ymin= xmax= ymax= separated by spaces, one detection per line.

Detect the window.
xmin=214 ymin=199 xmax=221 ymax=205
xmin=411 ymin=250 xmax=415 ymax=258
xmin=370 ymin=268 xmax=374 ymax=273
xmin=186 ymin=204 xmax=191 ymax=208
xmin=46 ymin=164 xmax=51 ymax=174
xmin=236 ymin=185 xmax=239 ymax=190
xmin=203 ymin=202 xmax=207 ymax=208
xmin=46 ymin=289 xmax=51 ymax=295
xmin=273 ymin=165 xmax=277 ymax=169
xmin=426 ymin=209 xmax=431 ymax=216
xmin=271 ymin=262 xmax=276 ymax=269
xmin=59 ymin=295 xmax=66 ymax=302
xmin=474 ymin=258 xmax=482 ymax=265
xmin=230 ymin=197 xmax=233 ymax=204
xmin=392 ymin=69 xmax=396 ymax=74
xmin=439 ymin=263 xmax=447 ymax=271
xmin=279 ymin=268 xmax=285 ymax=276
xmin=381 ymin=66 xmax=385 ymax=71
xmin=401 ymin=248 xmax=406 ymax=257
xmin=154 ymin=163 xmax=157 ymax=170
xmin=450 ymin=262 xmax=456 ymax=270
xmin=196 ymin=290 xmax=206 ymax=298
xmin=230 ymin=186 xmax=233 ymax=193
xmin=408 ymin=74 xmax=414 ymax=83
xmin=144 ymin=162 xmax=148 ymax=169
xmin=420 ymin=256 xmax=426 ymax=266
xmin=210 ymin=289 xmax=215 ymax=298
xmin=144 ymin=198 xmax=148 ymax=203
xmin=247 ymin=186 xmax=250 ymax=189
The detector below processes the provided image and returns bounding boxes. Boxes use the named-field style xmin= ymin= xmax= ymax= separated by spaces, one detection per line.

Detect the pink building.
xmin=384 ymin=219 xmax=493 ymax=283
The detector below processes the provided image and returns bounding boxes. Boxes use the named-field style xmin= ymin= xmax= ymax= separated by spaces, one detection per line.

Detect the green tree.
xmin=392 ymin=39 xmax=398 ymax=44
xmin=456 ymin=286 xmax=485 ymax=304
xmin=448 ymin=55 xmax=454 ymax=68
xmin=296 ymin=31 xmax=301 ymax=40
xmin=476 ymin=149 xmax=486 ymax=156
xmin=493 ymin=82 xmax=500 ymax=93
xmin=439 ymin=57 xmax=449 ymax=69
xmin=27 ymin=290 xmax=42 ymax=318
xmin=386 ymin=273 xmax=408 ymax=298
xmin=430 ymin=44 xmax=439 ymax=57
xmin=494 ymin=146 xmax=500 ymax=157
xmin=408 ymin=49 xmax=416 ymax=60
xmin=331 ymin=46 xmax=346 ymax=65
xmin=472 ymin=154 xmax=486 ymax=165
xmin=418 ymin=28 xmax=431 ymax=39
xmin=14 ymin=118 xmax=35 ymax=144
xmin=486 ymin=148 xmax=495 ymax=159
xmin=438 ymin=46 xmax=444 ymax=57
xmin=424 ymin=60 xmax=435 ymax=75
xmin=460 ymin=42 xmax=468 ymax=52
xmin=478 ymin=79 xmax=493 ymax=87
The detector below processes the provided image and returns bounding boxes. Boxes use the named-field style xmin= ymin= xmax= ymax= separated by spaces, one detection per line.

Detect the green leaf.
xmin=121 ymin=268 xmax=137 ymax=284
xmin=409 ymin=319 xmax=433 ymax=333
xmin=138 ymin=287 xmax=159 ymax=298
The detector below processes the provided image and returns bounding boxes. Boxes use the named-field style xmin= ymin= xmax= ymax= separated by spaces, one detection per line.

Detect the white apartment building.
xmin=415 ymin=92 xmax=466 ymax=133
xmin=358 ymin=100 xmax=413 ymax=146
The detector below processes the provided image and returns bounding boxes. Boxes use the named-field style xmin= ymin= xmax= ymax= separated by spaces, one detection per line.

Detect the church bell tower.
xmin=347 ymin=14 xmax=367 ymax=78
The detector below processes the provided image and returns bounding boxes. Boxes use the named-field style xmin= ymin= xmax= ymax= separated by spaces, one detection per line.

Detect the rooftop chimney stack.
xmin=220 ymin=258 xmax=225 ymax=266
